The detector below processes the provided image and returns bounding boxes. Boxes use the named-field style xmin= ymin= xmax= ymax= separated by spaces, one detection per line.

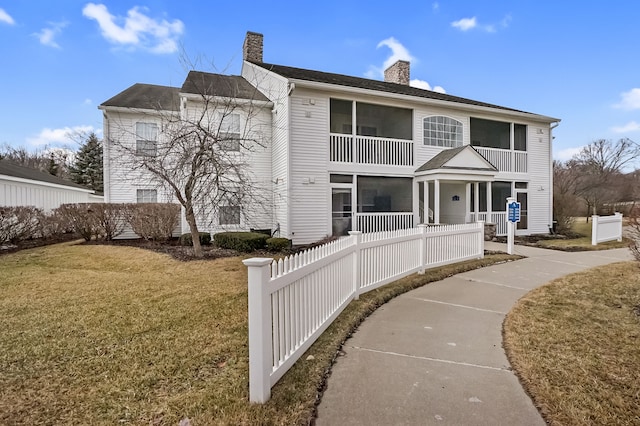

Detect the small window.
xmin=219 ymin=206 xmax=241 ymax=225
xmin=136 ymin=189 xmax=157 ymax=203
xmin=514 ymin=124 xmax=527 ymax=151
xmin=218 ymin=113 xmax=240 ymax=151
xmin=330 ymin=174 xmax=353 ymax=183
xmin=423 ymin=116 xmax=463 ymax=148
xmin=515 ymin=182 xmax=528 ymax=189
xmin=136 ymin=122 xmax=158 ymax=156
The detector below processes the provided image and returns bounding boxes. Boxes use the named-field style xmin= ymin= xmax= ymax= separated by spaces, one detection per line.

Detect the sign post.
xmin=506 ymin=197 xmax=520 ymax=254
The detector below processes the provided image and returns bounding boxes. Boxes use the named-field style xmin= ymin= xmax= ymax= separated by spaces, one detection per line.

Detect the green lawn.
xmin=0 ymin=241 xmax=519 ymax=425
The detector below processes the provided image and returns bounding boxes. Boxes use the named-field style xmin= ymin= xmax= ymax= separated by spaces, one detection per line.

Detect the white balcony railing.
xmin=354 ymin=212 xmax=414 ymax=233
xmin=330 ymin=134 xmax=414 ymax=166
xmin=474 ymin=147 xmax=527 ymax=173
xmin=470 ymin=212 xmax=508 ymax=235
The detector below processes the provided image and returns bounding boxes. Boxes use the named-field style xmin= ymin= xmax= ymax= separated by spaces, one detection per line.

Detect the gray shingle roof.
xmin=0 ymin=159 xmax=91 ymax=190
xmin=415 ymin=146 xmax=498 ymax=173
xmin=253 ymin=62 xmax=554 ymax=119
xmin=100 ymin=83 xmax=180 ymax=111
xmin=181 ymin=71 xmax=270 ymax=102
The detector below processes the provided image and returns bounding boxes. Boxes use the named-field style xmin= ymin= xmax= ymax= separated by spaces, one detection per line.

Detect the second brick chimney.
xmin=384 ymin=60 xmax=410 ymax=85
xmin=243 ymin=31 xmax=264 ymax=63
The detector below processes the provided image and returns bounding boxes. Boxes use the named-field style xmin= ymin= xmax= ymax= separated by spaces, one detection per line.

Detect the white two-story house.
xmin=101 ymin=31 xmax=560 ymax=245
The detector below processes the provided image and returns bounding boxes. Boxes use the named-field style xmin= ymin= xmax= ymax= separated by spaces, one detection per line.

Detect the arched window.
xmin=423 ymin=116 xmax=463 ymax=148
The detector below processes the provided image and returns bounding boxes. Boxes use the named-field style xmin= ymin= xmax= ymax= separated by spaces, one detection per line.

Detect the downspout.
xmin=549 ymin=121 xmax=560 ymax=233
xmin=286 ymin=81 xmax=294 ymax=240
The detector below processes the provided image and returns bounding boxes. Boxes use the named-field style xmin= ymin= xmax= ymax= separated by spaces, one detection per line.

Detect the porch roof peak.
xmin=415 ymin=145 xmax=498 ymax=177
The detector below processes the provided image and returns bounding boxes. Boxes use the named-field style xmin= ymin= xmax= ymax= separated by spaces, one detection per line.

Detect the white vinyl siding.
xmin=0 ymin=177 xmax=99 ymax=212
xmin=525 ymin=124 xmax=552 ymax=233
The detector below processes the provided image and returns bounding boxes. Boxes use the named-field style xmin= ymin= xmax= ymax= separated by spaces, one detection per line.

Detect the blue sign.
xmin=508 ymin=201 xmax=521 ymax=223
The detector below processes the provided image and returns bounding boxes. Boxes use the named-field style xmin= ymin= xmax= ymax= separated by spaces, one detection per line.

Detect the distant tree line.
xmin=0 ymin=132 xmax=103 ymax=193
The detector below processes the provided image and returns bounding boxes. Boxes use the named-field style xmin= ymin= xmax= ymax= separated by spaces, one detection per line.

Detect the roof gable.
xmin=415 ymin=146 xmax=497 ymax=174
xmin=100 ymin=83 xmax=180 ymax=111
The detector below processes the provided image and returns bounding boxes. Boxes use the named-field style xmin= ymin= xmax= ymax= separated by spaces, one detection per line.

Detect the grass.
xmin=0 ymin=240 xmax=520 ymax=425
xmin=535 ymin=219 xmax=630 ymax=250
xmin=504 ymin=261 xmax=640 ymax=425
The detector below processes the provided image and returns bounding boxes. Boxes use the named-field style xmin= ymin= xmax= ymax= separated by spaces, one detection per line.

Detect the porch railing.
xmin=474 ymin=147 xmax=527 ymax=173
xmin=354 ymin=212 xmax=414 ymax=233
xmin=470 ymin=212 xmax=507 ymax=235
xmin=330 ymin=134 xmax=414 ymax=166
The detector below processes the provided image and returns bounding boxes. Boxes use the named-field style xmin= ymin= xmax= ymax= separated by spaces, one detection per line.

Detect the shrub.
xmin=91 ymin=203 xmax=127 ymax=241
xmin=179 ymin=232 xmax=212 ymax=247
xmin=266 ymin=237 xmax=291 ymax=252
xmin=213 ymin=232 xmax=269 ymax=252
xmin=0 ymin=206 xmax=43 ymax=244
xmin=125 ymin=203 xmax=180 ymax=241
xmin=53 ymin=204 xmax=101 ymax=241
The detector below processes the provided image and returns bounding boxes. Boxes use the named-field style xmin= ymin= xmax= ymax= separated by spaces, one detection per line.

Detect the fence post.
xmin=477 ymin=220 xmax=485 ymax=259
xmin=591 ymin=215 xmax=599 ymax=246
xmin=243 ymin=257 xmax=274 ymax=403
xmin=349 ymin=231 xmax=362 ymax=299
xmin=615 ymin=212 xmax=623 ymax=242
xmin=418 ymin=224 xmax=428 ymax=274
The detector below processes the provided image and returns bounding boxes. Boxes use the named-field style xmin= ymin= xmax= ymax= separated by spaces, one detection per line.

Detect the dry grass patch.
xmin=504 ymin=262 xmax=640 ymax=425
xmin=537 ymin=220 xmax=629 ymax=251
xmin=0 ymin=241 xmax=519 ymax=425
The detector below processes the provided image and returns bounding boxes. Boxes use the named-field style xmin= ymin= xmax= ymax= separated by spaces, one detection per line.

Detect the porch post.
xmin=474 ymin=182 xmax=479 ymax=218
xmin=423 ymin=180 xmax=430 ymax=224
xmin=486 ymin=181 xmax=492 ymax=223
xmin=412 ymin=180 xmax=420 ymax=226
xmin=434 ymin=179 xmax=441 ymax=224
xmin=465 ymin=183 xmax=471 ymax=223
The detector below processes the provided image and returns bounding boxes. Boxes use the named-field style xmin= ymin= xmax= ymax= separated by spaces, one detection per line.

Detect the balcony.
xmin=474 ymin=147 xmax=527 ymax=173
xmin=330 ymin=134 xmax=414 ymax=166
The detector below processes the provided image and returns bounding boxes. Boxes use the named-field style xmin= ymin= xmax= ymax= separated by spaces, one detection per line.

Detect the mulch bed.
xmin=83 ymin=238 xmax=241 ymax=261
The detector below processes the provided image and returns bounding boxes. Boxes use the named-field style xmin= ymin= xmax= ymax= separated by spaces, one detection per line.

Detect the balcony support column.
xmin=434 ymin=179 xmax=440 ymax=225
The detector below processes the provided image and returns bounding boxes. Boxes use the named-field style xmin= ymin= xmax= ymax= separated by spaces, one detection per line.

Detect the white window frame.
xmin=423 ymin=116 xmax=463 ymax=148
xmin=217 ymin=113 xmax=241 ymax=151
xmin=135 ymin=122 xmax=158 ymax=156
xmin=136 ymin=189 xmax=157 ymax=203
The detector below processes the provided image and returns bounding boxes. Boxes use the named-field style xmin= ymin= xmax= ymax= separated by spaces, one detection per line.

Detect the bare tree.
xmin=571 ymin=138 xmax=640 ymax=219
xmin=0 ymin=143 xmax=73 ymax=179
xmin=105 ymin=70 xmax=272 ymax=257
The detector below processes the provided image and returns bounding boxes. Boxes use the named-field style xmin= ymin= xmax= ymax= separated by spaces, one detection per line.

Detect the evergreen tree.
xmin=46 ymin=152 xmax=59 ymax=176
xmin=70 ymin=132 xmax=103 ymax=193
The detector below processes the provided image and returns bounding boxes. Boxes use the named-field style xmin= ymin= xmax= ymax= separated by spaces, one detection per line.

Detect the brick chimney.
xmin=384 ymin=60 xmax=410 ymax=85
xmin=243 ymin=31 xmax=263 ymax=63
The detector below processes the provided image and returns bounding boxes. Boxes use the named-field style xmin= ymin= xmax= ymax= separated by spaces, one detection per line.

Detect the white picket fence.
xmin=244 ymin=222 xmax=485 ymax=403
xmin=591 ymin=213 xmax=623 ymax=245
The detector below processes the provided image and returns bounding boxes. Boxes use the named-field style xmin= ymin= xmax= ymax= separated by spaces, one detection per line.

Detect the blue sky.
xmin=1 ymin=1 xmax=639 ymax=161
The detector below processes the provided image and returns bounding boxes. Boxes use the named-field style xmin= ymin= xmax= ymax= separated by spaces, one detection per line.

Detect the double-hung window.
xmin=136 ymin=189 xmax=157 ymax=203
xmin=218 ymin=113 xmax=241 ymax=151
xmin=219 ymin=205 xmax=241 ymax=225
xmin=135 ymin=122 xmax=158 ymax=156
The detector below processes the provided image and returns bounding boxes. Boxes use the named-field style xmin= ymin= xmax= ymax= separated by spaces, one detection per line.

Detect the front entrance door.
xmin=516 ymin=191 xmax=528 ymax=232
xmin=332 ymin=188 xmax=352 ymax=236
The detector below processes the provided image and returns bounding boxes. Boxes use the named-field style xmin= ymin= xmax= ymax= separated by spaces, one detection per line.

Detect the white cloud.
xmin=452 ymin=15 xmax=510 ymax=33
xmin=452 ymin=17 xmax=477 ymax=31
xmin=377 ymin=37 xmax=415 ymax=70
xmin=0 ymin=8 xmax=14 ymax=25
xmin=554 ymin=146 xmax=583 ymax=161
xmin=410 ymin=79 xmax=446 ymax=94
xmin=614 ymin=88 xmax=640 ymax=110
xmin=27 ymin=125 xmax=98 ymax=147
xmin=33 ymin=21 xmax=67 ymax=48
xmin=83 ymin=98 xmax=93 ymax=105
xmin=82 ymin=3 xmax=184 ymax=53
xmin=432 ymin=2 xmax=439 ymax=12
xmin=612 ymin=121 xmax=640 ymax=133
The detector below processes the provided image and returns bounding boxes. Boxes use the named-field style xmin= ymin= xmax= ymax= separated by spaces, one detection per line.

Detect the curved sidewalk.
xmin=315 ymin=243 xmax=633 ymax=425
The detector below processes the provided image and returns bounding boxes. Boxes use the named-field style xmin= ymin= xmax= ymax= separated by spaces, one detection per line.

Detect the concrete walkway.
xmin=315 ymin=243 xmax=633 ymax=425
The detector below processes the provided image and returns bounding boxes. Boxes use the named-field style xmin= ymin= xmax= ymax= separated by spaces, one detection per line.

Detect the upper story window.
xmin=136 ymin=189 xmax=157 ymax=203
xmin=330 ymin=99 xmax=412 ymax=140
xmin=470 ymin=118 xmax=527 ymax=151
xmin=135 ymin=122 xmax=158 ymax=156
xmin=423 ymin=116 xmax=463 ymax=148
xmin=217 ymin=112 xmax=241 ymax=151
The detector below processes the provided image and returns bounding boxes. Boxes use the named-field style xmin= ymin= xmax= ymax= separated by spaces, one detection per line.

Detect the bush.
xmin=125 ymin=203 xmax=180 ymax=241
xmin=179 ymin=232 xmax=212 ymax=247
xmin=266 ymin=237 xmax=291 ymax=252
xmin=213 ymin=232 xmax=269 ymax=252
xmin=0 ymin=206 xmax=43 ymax=244
xmin=54 ymin=204 xmax=101 ymax=241
xmin=91 ymin=203 xmax=127 ymax=241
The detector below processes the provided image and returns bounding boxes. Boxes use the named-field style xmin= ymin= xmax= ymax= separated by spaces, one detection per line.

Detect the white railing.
xmin=355 ymin=212 xmax=414 ymax=233
xmin=592 ymin=213 xmax=623 ymax=245
xmin=474 ymin=147 xmax=527 ymax=173
xmin=330 ymin=133 xmax=414 ymax=166
xmin=470 ymin=212 xmax=508 ymax=236
xmin=244 ymin=222 xmax=485 ymax=403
